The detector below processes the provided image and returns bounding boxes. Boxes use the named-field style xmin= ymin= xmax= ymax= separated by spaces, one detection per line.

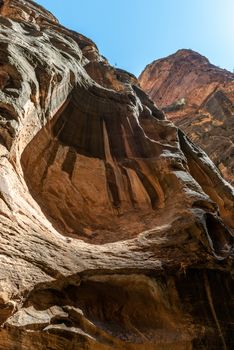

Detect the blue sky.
xmin=37 ymin=0 xmax=234 ymax=76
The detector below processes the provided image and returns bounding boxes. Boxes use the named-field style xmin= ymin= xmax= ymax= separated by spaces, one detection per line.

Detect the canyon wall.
xmin=0 ymin=2 xmax=233 ymax=349
xmin=139 ymin=49 xmax=234 ymax=184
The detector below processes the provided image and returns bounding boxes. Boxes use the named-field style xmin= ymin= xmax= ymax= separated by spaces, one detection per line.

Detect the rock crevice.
xmin=0 ymin=2 xmax=232 ymax=349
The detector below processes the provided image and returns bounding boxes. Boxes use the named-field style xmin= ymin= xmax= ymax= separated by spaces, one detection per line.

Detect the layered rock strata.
xmin=139 ymin=49 xmax=234 ymax=184
xmin=0 ymin=2 xmax=233 ymax=349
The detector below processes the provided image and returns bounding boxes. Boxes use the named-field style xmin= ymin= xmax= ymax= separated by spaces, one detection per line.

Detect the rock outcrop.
xmin=139 ymin=49 xmax=234 ymax=184
xmin=0 ymin=2 xmax=233 ymax=349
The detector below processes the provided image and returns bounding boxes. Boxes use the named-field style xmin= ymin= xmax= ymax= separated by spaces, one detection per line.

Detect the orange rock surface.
xmin=0 ymin=2 xmax=233 ymax=350
xmin=139 ymin=49 xmax=234 ymax=184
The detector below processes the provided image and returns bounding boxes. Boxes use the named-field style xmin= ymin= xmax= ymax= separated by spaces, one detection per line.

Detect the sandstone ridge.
xmin=0 ymin=2 xmax=233 ymax=349
xmin=139 ymin=49 xmax=234 ymax=184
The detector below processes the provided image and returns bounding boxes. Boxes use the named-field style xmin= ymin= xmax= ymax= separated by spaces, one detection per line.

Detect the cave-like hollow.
xmin=21 ymin=85 xmax=172 ymax=244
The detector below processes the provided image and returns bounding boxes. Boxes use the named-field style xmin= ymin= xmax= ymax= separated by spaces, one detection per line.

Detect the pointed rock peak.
xmin=162 ymin=48 xmax=208 ymax=61
xmin=139 ymin=49 xmax=234 ymax=185
xmin=171 ymin=48 xmax=212 ymax=64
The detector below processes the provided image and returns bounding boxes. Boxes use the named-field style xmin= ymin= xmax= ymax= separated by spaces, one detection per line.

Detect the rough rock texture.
xmin=139 ymin=49 xmax=234 ymax=185
xmin=0 ymin=2 xmax=233 ymax=349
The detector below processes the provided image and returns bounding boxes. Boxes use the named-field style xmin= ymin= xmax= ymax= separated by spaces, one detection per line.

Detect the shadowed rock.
xmin=0 ymin=2 xmax=233 ymax=350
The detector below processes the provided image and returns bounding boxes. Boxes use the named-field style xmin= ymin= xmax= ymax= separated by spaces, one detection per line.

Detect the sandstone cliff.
xmin=139 ymin=49 xmax=234 ymax=185
xmin=0 ymin=2 xmax=233 ymax=349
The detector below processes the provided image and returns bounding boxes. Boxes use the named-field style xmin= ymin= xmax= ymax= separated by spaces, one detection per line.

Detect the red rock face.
xmin=139 ymin=49 xmax=234 ymax=184
xmin=0 ymin=3 xmax=233 ymax=350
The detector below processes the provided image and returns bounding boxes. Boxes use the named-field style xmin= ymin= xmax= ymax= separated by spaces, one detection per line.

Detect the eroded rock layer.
xmin=0 ymin=2 xmax=233 ymax=349
xmin=139 ymin=49 xmax=234 ymax=184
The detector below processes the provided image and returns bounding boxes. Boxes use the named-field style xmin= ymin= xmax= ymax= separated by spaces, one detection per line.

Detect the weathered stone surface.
xmin=139 ymin=49 xmax=234 ymax=184
xmin=0 ymin=2 xmax=233 ymax=349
